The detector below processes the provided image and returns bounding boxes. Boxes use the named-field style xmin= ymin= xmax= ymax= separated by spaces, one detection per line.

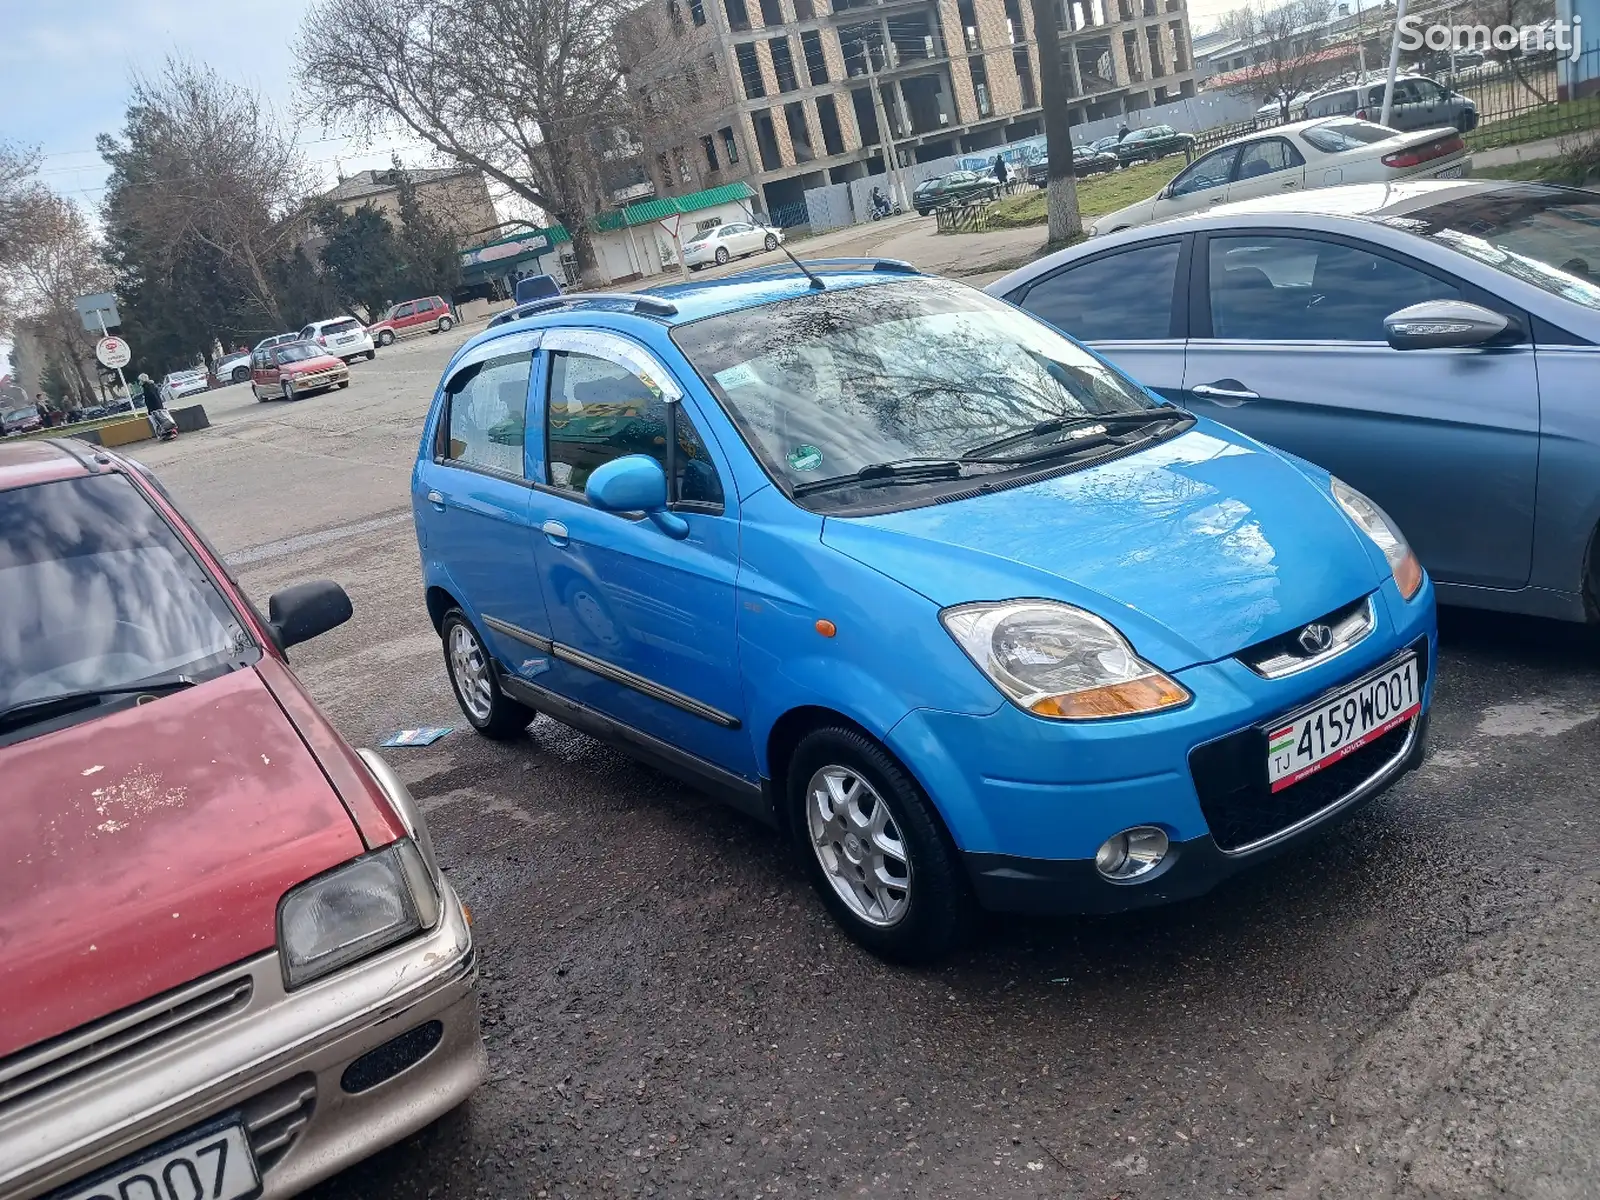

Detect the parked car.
xmin=251 ymin=340 xmax=351 ymax=402
xmin=513 ymin=274 xmax=563 ymax=304
xmin=1112 ymin=124 xmax=1196 ymax=165
xmin=367 ymin=296 xmax=458 ymax=346
xmin=298 ymin=317 xmax=377 ymax=363
xmin=989 ymin=179 xmax=1600 ymax=623
xmin=412 ymin=262 xmax=1436 ymax=962
xmin=912 ymin=170 xmax=1001 ymax=215
xmin=1088 ymin=116 xmax=1471 ymax=235
xmin=217 ymin=349 xmax=253 ymax=384
xmin=2 ymin=405 xmax=42 ymax=436
xmin=0 ymin=439 xmax=484 ymax=1200
xmin=1304 ymin=74 xmax=1478 ymax=132
xmin=681 ymin=222 xmax=785 ymax=269
xmin=1027 ymin=147 xmax=1119 ymax=186
xmin=253 ymin=332 xmax=301 ymax=355
xmin=160 ymin=368 xmax=210 ymax=404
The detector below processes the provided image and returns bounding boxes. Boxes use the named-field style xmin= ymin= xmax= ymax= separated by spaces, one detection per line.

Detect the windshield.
xmin=672 ymin=277 xmax=1164 ymax=498
xmin=1382 ymin=186 xmax=1600 ymax=310
xmin=1302 ymin=118 xmax=1400 ymax=152
xmin=322 ymin=318 xmax=361 ymax=335
xmin=0 ymin=473 xmax=253 ymax=722
xmin=275 ymin=343 xmax=323 ymax=363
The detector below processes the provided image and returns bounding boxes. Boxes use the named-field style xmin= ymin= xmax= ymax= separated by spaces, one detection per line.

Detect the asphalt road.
xmin=130 ymin=326 xmax=1600 ymax=1199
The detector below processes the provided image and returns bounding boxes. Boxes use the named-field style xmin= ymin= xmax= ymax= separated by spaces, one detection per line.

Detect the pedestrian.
xmin=1117 ymin=122 xmax=1130 ymax=142
xmin=992 ymin=154 xmax=1008 ymax=193
xmin=137 ymin=373 xmax=178 ymax=441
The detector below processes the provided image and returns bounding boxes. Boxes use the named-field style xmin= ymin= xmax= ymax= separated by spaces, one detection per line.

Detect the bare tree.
xmin=1222 ymin=0 xmax=1339 ymax=120
xmin=1029 ymin=0 xmax=1083 ymax=245
xmin=296 ymin=0 xmax=638 ymax=281
xmin=0 ymin=142 xmax=52 ymax=333
xmin=617 ymin=4 xmax=735 ymax=200
xmin=1 ymin=193 xmax=112 ymax=403
xmin=97 ymin=59 xmax=313 ymax=329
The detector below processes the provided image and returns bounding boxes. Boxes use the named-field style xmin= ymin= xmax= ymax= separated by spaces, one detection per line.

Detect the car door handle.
xmin=426 ymin=489 xmax=446 ymax=511
xmin=542 ymin=520 xmax=570 ymax=547
xmin=1281 ymin=179 xmax=1300 ymax=189
xmin=1191 ymin=381 xmax=1261 ymax=402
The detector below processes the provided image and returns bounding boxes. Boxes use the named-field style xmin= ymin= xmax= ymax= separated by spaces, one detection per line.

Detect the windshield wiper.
xmin=0 ymin=675 xmax=199 ymax=734
xmin=961 ymin=408 xmax=1189 ymax=460
xmin=793 ymin=457 xmax=1014 ymax=496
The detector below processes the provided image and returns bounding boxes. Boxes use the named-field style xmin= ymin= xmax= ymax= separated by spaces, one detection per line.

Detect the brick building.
xmin=321 ymin=167 xmax=501 ymax=249
xmin=620 ymin=0 xmax=1199 ymax=214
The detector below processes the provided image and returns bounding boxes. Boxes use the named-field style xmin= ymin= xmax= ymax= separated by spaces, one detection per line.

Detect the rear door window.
xmin=441 ymin=352 xmax=534 ymax=477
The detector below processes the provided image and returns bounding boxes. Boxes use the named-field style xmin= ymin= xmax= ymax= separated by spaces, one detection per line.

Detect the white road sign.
xmin=96 ymin=336 xmax=132 ymax=369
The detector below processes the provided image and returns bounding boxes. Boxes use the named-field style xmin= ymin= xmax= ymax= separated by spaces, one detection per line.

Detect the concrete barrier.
xmin=173 ymin=404 xmax=210 ymax=433
xmin=96 ymin=418 xmax=155 ymax=448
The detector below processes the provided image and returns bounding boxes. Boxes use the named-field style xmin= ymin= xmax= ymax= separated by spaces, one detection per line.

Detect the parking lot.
xmin=127 ymin=318 xmax=1600 ymax=1199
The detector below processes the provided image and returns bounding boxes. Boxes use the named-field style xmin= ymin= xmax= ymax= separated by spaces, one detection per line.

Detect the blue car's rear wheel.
xmin=788 ymin=726 xmax=975 ymax=962
xmin=442 ymin=610 xmax=533 ymax=740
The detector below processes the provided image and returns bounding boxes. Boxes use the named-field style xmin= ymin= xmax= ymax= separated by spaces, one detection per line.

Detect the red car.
xmin=0 ymin=439 xmax=484 ymax=1199
xmin=250 ymin=341 xmax=350 ymax=402
xmin=366 ymin=297 xmax=456 ymax=347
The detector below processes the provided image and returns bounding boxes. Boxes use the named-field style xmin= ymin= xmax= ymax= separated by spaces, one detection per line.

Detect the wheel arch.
xmin=425 ymin=584 xmax=462 ymax=633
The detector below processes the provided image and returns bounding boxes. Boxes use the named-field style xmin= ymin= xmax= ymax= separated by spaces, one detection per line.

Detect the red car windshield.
xmin=275 ymin=344 xmax=323 ymax=363
xmin=0 ymin=473 xmax=253 ymax=738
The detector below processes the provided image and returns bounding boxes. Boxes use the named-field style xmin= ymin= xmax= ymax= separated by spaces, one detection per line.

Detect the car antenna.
xmin=741 ymin=201 xmax=825 ymax=290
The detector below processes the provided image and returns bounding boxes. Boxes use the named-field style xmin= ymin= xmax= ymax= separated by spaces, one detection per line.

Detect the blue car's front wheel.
xmin=789 ymin=727 xmax=976 ymax=962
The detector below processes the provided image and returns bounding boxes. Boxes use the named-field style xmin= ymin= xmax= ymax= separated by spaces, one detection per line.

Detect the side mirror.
xmin=585 ymin=454 xmax=689 ymax=539
xmin=267 ymin=579 xmax=353 ymax=649
xmin=1384 ymin=300 xmax=1510 ymax=350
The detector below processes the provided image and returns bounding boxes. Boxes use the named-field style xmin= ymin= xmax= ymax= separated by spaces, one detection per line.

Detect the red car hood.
xmin=0 ymin=668 xmax=365 ymax=1058
xmin=287 ymin=353 xmax=345 ymax=373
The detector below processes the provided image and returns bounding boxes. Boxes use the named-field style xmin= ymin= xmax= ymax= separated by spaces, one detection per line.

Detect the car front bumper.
xmin=885 ymin=578 xmax=1437 ymax=915
xmin=1 ymin=883 xmax=484 ymax=1200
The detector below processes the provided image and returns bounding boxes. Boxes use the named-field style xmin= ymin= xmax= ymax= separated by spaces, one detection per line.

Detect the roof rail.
xmin=726 ymin=257 xmax=922 ymax=282
xmin=487 ymin=291 xmax=679 ymax=329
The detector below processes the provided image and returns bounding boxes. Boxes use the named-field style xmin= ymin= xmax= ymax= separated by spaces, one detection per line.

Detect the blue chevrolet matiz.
xmin=412 ymin=261 xmax=1436 ymax=961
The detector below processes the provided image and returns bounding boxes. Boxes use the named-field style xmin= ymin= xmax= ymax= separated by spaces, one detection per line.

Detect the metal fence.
xmin=1452 ymin=47 xmax=1600 ymax=150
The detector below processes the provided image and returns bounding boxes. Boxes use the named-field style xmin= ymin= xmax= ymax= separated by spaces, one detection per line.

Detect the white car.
xmin=160 ymin=369 xmax=210 ymax=404
xmin=299 ymin=317 xmax=377 ymax=363
xmin=1089 ymin=117 xmax=1472 ymax=236
xmin=216 ymin=350 xmax=253 ymax=384
xmin=681 ymin=221 xmax=785 ymax=270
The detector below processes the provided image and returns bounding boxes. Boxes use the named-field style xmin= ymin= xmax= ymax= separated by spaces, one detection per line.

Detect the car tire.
xmin=689 ymin=263 xmax=703 ymax=271
xmin=337 ymin=380 xmax=349 ymax=389
xmin=438 ymin=315 xmax=454 ymax=333
xmin=378 ymin=330 xmax=395 ymax=347
xmin=282 ymin=380 xmax=296 ymax=402
xmin=787 ymin=726 xmax=977 ymax=963
xmin=366 ymin=349 xmax=377 ymax=360
xmin=764 ymin=233 xmax=778 ymax=250
xmin=231 ymin=366 xmax=250 ymax=383
xmin=715 ymin=247 xmax=730 ymax=265
xmin=441 ymin=610 xmax=533 ymax=740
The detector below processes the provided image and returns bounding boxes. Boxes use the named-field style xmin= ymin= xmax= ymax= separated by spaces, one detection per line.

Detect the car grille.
xmin=1236 ymin=595 xmax=1375 ymax=679
xmin=0 ymin=974 xmax=252 ymax=1115
xmin=1189 ymin=637 xmax=1429 ymax=854
xmin=294 ymin=370 xmax=342 ymax=388
xmin=240 ymin=1074 xmax=317 ymax=1173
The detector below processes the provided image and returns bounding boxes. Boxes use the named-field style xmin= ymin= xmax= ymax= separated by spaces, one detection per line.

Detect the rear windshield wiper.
xmin=961 ymin=408 xmax=1190 ymax=460
xmin=0 ymin=675 xmax=198 ymax=734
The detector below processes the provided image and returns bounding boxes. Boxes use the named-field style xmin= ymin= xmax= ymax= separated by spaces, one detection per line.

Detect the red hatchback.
xmin=0 ymin=440 xmax=484 ymax=1200
xmin=366 ymin=297 xmax=456 ymax=347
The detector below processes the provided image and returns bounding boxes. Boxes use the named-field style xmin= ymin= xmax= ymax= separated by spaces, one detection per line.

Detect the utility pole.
xmin=1378 ymin=0 xmax=1408 ymax=125
xmin=862 ymin=40 xmax=909 ymax=211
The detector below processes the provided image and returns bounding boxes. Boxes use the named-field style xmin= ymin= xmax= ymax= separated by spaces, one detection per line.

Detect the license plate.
xmin=1433 ymin=162 xmax=1467 ymax=178
xmin=1266 ymin=655 xmax=1420 ymax=793
xmin=56 ymin=1123 xmax=259 ymax=1200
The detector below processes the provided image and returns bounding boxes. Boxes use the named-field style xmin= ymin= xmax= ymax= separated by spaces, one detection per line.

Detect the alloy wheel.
xmin=805 ymin=765 xmax=911 ymax=927
xmin=448 ymin=622 xmax=493 ymax=722
xmin=715 ymin=247 xmax=729 ymax=264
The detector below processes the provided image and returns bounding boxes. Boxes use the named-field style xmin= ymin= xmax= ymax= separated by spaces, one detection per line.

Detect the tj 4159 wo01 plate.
xmin=1266 ymin=654 xmax=1420 ymax=793
xmin=51 ymin=1121 xmax=259 ymax=1200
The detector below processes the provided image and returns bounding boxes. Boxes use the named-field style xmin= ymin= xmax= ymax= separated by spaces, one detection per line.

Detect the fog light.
xmin=1094 ymin=826 xmax=1170 ymax=881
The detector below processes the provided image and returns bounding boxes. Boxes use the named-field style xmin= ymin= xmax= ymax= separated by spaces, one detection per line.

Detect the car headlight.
xmin=940 ymin=600 xmax=1190 ymax=720
xmin=277 ymin=839 xmax=441 ymax=988
xmin=1330 ymin=477 xmax=1423 ymax=600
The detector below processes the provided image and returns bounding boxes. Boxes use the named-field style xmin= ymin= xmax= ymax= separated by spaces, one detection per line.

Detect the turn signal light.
xmin=1394 ymin=549 xmax=1424 ymax=600
xmin=1028 ymin=675 xmax=1191 ymax=720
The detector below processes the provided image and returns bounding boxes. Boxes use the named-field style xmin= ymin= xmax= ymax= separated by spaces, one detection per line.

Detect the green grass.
xmin=1466 ymin=95 xmax=1600 ymax=152
xmin=983 ymin=158 xmax=1187 ymax=230
xmin=1474 ymin=132 xmax=1600 ymax=186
